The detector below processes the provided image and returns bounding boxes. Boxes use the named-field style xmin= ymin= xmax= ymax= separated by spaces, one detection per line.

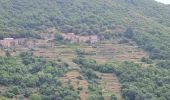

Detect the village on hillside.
xmin=0 ymin=28 xmax=148 ymax=100
xmin=0 ymin=28 xmax=146 ymax=64
xmin=0 ymin=28 xmax=99 ymax=48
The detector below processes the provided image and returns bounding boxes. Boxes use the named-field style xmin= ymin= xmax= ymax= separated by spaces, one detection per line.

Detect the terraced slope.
xmin=0 ymin=36 xmax=149 ymax=100
xmin=61 ymin=70 xmax=89 ymax=100
xmin=81 ymin=40 xmax=147 ymax=64
xmin=98 ymin=73 xmax=122 ymax=100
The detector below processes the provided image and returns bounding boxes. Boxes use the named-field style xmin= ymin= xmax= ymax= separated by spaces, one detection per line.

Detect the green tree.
xmin=10 ymin=86 xmax=20 ymax=95
xmin=5 ymin=50 xmax=11 ymax=57
xmin=111 ymin=94 xmax=117 ymax=100
xmin=55 ymin=33 xmax=63 ymax=41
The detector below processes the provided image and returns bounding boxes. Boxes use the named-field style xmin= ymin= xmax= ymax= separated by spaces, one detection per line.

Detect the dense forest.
xmin=0 ymin=0 xmax=170 ymax=100
xmin=0 ymin=52 xmax=80 ymax=100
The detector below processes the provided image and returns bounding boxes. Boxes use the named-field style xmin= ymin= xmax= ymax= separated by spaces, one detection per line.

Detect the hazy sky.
xmin=155 ymin=0 xmax=170 ymax=4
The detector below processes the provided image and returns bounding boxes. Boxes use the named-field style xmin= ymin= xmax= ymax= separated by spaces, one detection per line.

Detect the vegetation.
xmin=87 ymin=84 xmax=104 ymax=100
xmin=0 ymin=0 xmax=170 ymax=100
xmin=113 ymin=62 xmax=170 ymax=100
xmin=74 ymin=56 xmax=170 ymax=100
xmin=0 ymin=52 xmax=79 ymax=99
xmin=54 ymin=33 xmax=63 ymax=41
xmin=0 ymin=96 xmax=9 ymax=100
xmin=111 ymin=94 xmax=117 ymax=100
xmin=29 ymin=94 xmax=41 ymax=100
xmin=0 ymin=0 xmax=169 ymax=61
xmin=73 ymin=57 xmax=114 ymax=74
xmin=74 ymin=57 xmax=110 ymax=99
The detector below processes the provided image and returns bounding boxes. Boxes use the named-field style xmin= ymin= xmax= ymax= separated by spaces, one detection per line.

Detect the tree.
xmin=111 ymin=94 xmax=117 ymax=100
xmin=124 ymin=28 xmax=134 ymax=39
xmin=54 ymin=33 xmax=63 ymax=41
xmin=10 ymin=86 xmax=20 ymax=95
xmin=5 ymin=50 xmax=11 ymax=57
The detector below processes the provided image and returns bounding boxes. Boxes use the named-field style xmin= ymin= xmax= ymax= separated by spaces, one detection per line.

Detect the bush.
xmin=111 ymin=94 xmax=117 ymax=100
xmin=141 ymin=57 xmax=152 ymax=64
xmin=29 ymin=94 xmax=41 ymax=100
xmin=55 ymin=33 xmax=63 ymax=41
xmin=76 ymin=76 xmax=83 ymax=80
xmin=4 ymin=92 xmax=15 ymax=98
xmin=77 ymin=87 xmax=83 ymax=91
xmin=9 ymin=86 xmax=20 ymax=95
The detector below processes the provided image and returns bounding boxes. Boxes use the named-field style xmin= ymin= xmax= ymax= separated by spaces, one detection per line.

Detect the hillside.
xmin=0 ymin=0 xmax=170 ymax=100
xmin=0 ymin=0 xmax=170 ymax=60
xmin=0 ymin=0 xmax=170 ymax=36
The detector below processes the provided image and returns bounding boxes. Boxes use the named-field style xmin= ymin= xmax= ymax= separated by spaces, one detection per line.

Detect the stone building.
xmin=0 ymin=38 xmax=27 ymax=48
xmin=61 ymin=33 xmax=99 ymax=43
xmin=0 ymin=38 xmax=15 ymax=47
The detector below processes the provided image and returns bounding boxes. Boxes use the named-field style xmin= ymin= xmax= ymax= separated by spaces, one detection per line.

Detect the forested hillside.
xmin=0 ymin=0 xmax=170 ymax=100
xmin=0 ymin=0 xmax=170 ymax=60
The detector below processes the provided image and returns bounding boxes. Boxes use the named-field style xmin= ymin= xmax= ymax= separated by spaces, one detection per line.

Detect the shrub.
xmin=29 ymin=94 xmax=41 ymax=100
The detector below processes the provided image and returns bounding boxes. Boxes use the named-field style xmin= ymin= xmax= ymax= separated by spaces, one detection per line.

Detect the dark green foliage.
xmin=20 ymin=52 xmax=35 ymax=65
xmin=76 ymin=76 xmax=83 ymax=80
xmin=73 ymin=57 xmax=114 ymax=73
xmin=141 ymin=57 xmax=152 ymax=64
xmin=74 ymin=58 xmax=100 ymax=83
xmin=8 ymin=86 xmax=20 ymax=95
xmin=111 ymin=94 xmax=117 ymax=100
xmin=157 ymin=60 xmax=170 ymax=69
xmin=124 ymin=28 xmax=134 ymax=39
xmin=4 ymin=92 xmax=15 ymax=98
xmin=113 ymin=62 xmax=170 ymax=100
xmin=0 ymin=53 xmax=79 ymax=99
xmin=126 ymin=31 xmax=170 ymax=60
xmin=81 ymin=68 xmax=99 ymax=82
xmin=5 ymin=50 xmax=11 ymax=57
xmin=24 ymin=89 xmax=32 ymax=98
xmin=54 ymin=33 xmax=63 ymax=41
xmin=77 ymin=87 xmax=83 ymax=91
xmin=76 ymin=49 xmax=86 ymax=55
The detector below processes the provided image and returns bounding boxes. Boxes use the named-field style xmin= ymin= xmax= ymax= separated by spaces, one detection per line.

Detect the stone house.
xmin=0 ymin=38 xmax=15 ymax=47
xmin=61 ymin=33 xmax=99 ymax=43
xmin=0 ymin=38 xmax=27 ymax=48
xmin=89 ymin=35 xmax=98 ymax=43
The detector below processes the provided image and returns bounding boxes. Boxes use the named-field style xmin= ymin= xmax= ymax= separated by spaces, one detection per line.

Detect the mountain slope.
xmin=0 ymin=0 xmax=170 ymax=99
xmin=0 ymin=0 xmax=169 ymax=37
xmin=0 ymin=0 xmax=169 ymax=60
